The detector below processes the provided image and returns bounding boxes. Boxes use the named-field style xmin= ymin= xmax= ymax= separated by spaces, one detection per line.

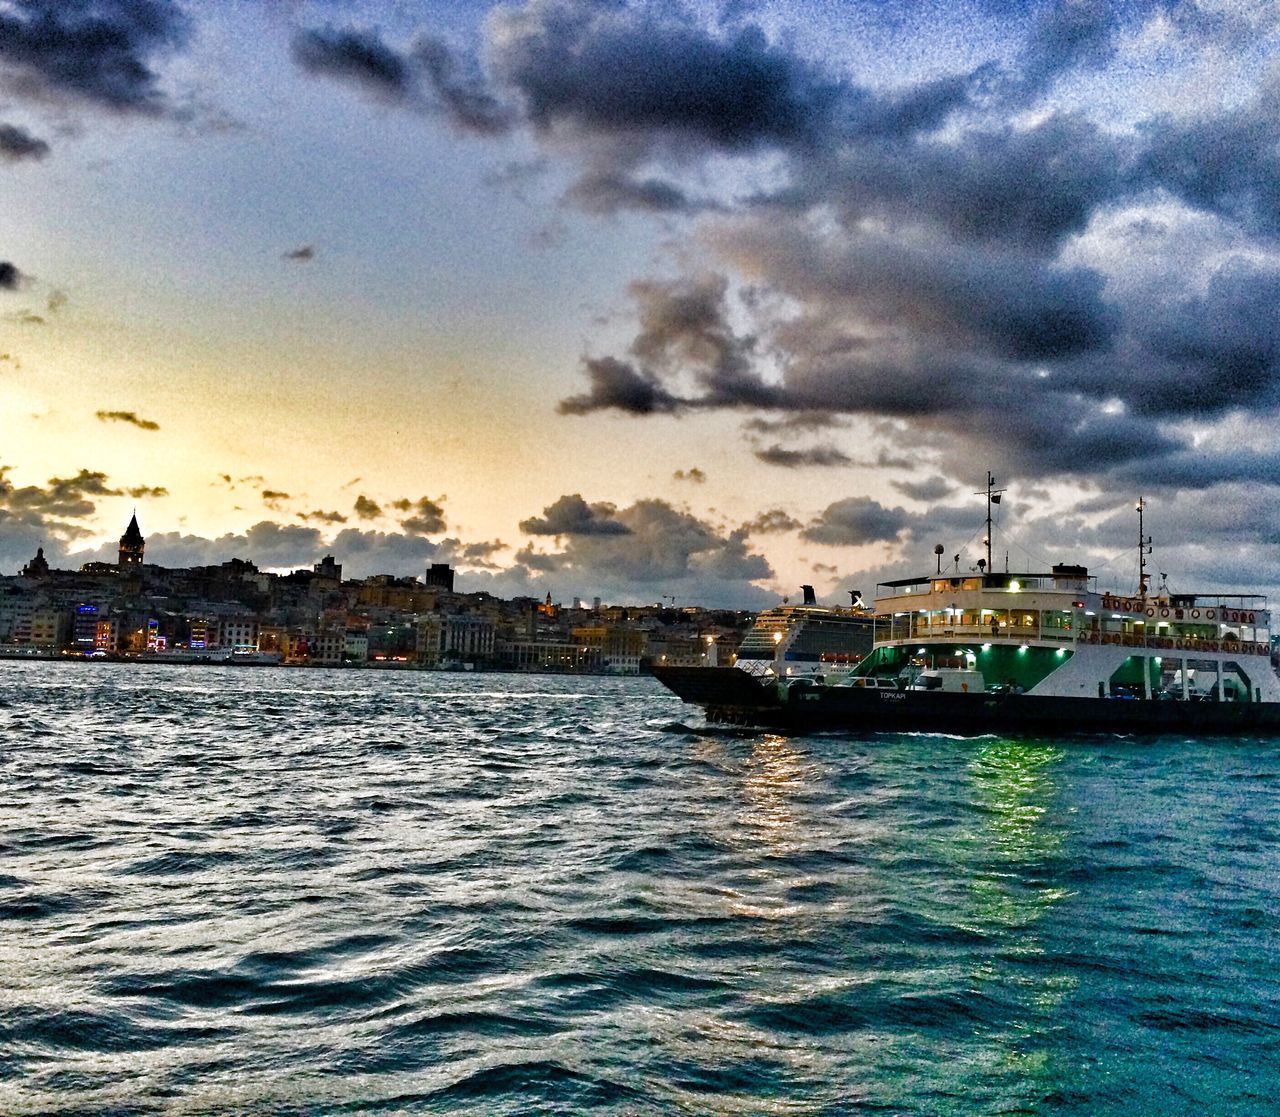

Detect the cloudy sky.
xmin=3 ymin=0 xmax=1280 ymax=606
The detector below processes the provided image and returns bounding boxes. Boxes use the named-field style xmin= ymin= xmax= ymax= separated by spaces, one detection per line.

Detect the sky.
xmin=2 ymin=0 xmax=1280 ymax=608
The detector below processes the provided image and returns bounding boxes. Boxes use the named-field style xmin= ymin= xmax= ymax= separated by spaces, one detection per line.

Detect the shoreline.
xmin=0 ymin=650 xmax=653 ymax=677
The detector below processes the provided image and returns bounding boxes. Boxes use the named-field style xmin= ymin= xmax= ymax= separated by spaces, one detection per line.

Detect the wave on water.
xmin=2 ymin=661 xmax=1279 ymax=1115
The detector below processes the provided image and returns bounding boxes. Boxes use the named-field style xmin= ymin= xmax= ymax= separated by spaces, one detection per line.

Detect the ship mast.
xmin=975 ymin=471 xmax=1006 ymax=576
xmin=1136 ymin=497 xmax=1152 ymax=599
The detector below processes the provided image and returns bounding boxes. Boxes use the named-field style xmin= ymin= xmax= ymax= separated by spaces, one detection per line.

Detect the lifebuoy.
xmin=1191 ymin=609 xmax=1200 ymax=620
xmin=1208 ymin=640 xmax=1218 ymax=653
xmin=1229 ymin=610 xmax=1240 ymax=623
xmin=1207 ymin=609 xmax=1217 ymax=621
xmin=1146 ymin=607 xmax=1155 ymax=617
xmin=1160 ymin=608 xmax=1169 ymax=618
xmin=1247 ymin=611 xmax=1256 ymax=624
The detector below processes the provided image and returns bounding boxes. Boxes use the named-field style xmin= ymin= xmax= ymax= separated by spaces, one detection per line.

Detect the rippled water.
xmin=2 ymin=661 xmax=1278 ymax=1115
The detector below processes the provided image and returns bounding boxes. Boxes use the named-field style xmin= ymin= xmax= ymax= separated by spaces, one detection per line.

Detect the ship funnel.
xmin=801 ymin=585 xmax=816 ymax=605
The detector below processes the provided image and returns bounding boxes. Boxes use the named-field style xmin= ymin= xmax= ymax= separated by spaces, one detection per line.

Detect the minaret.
xmin=118 ymin=513 xmax=145 ymax=568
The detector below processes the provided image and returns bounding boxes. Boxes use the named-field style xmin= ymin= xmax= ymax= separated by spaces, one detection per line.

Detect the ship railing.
xmin=873 ymin=624 xmax=1271 ymax=658
xmin=1083 ymin=632 xmax=1271 ymax=656
xmin=875 ymin=621 xmax=1075 ymax=643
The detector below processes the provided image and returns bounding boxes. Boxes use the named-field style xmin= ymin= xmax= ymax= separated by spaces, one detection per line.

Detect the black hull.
xmin=652 ymin=666 xmax=1280 ymax=737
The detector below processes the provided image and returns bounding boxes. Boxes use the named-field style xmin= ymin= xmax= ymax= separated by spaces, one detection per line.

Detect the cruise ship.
xmin=650 ymin=586 xmax=875 ymax=710
xmin=654 ymin=485 xmax=1280 ymax=735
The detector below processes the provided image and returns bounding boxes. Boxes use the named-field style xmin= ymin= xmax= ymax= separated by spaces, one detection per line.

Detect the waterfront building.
xmin=29 ymin=608 xmax=66 ymax=649
xmin=309 ymin=628 xmax=345 ymax=666
xmin=571 ymin=624 xmax=647 ymax=674
xmin=73 ymin=605 xmax=100 ymax=650
xmin=497 ymin=638 xmax=603 ymax=673
xmin=415 ymin=614 xmax=444 ymax=667
xmin=344 ymin=628 xmax=369 ymax=663
xmin=95 ymin=617 xmax=120 ymax=653
xmin=219 ymin=616 xmax=259 ymax=651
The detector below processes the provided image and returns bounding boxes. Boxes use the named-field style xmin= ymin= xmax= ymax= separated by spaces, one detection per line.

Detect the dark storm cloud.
xmin=1123 ymin=258 xmax=1280 ymax=416
xmin=805 ymin=112 xmax=1129 ymax=255
xmin=1017 ymin=0 xmax=1121 ymax=96
xmin=512 ymin=496 xmax=773 ymax=605
xmin=892 ymin=475 xmax=956 ymax=503
xmin=277 ymin=1 xmax=1280 ymax=509
xmin=753 ymin=222 xmax=1118 ymax=360
xmin=561 ymin=274 xmax=782 ymax=414
xmin=0 ymin=121 xmax=48 ymax=160
xmin=283 ymin=245 xmax=314 ymax=262
xmin=291 ymin=26 xmax=412 ymax=101
xmin=96 ymin=409 xmax=159 ymax=430
xmin=353 ymin=494 xmax=381 ymax=520
xmin=299 ymin=508 xmax=347 ymax=524
xmin=1138 ymin=83 xmax=1280 ymax=239
xmin=743 ymin=412 xmax=847 ymax=435
xmin=557 ymin=356 xmax=681 ymax=415
xmin=0 ymin=0 xmax=190 ymax=114
xmin=398 ymin=496 xmax=447 ymax=536
xmin=454 ymin=539 xmax=507 ymax=569
xmin=753 ymin=444 xmax=852 ymax=468
xmin=802 ymin=496 xmax=911 ymax=546
xmin=412 ymin=35 xmax=515 ymax=136
xmin=291 ymin=25 xmax=513 ymax=134
xmin=0 ymin=465 xmax=120 ymax=520
xmin=567 ymin=170 xmax=695 ymax=215
xmin=519 ymin=493 xmax=631 ymax=536
xmin=1016 ymin=1 xmax=1266 ymax=102
xmin=742 ymin=508 xmax=801 ymax=535
xmin=0 ymin=262 xmax=25 ymax=290
xmin=490 ymin=2 xmax=845 ymax=150
xmin=1110 ymin=447 xmax=1280 ymax=491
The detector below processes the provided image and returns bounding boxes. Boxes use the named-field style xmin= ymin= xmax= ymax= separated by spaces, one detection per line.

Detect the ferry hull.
xmin=652 ymin=667 xmax=1280 ymax=736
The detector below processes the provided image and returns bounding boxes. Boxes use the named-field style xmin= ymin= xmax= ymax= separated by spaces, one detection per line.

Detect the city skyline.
xmin=4 ymin=1 xmax=1280 ymax=607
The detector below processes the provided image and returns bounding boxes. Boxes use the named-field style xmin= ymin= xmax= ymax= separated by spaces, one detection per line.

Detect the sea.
xmin=2 ymin=661 xmax=1278 ymax=1116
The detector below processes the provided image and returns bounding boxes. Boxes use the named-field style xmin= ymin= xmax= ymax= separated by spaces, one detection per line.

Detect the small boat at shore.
xmin=654 ymin=483 xmax=1280 ymax=736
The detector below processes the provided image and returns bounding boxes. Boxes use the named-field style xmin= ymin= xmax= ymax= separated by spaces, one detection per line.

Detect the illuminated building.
xmin=73 ymin=604 xmax=100 ymax=650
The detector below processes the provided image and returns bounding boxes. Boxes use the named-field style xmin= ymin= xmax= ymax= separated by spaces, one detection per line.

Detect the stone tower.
xmin=118 ymin=513 xmax=145 ymax=568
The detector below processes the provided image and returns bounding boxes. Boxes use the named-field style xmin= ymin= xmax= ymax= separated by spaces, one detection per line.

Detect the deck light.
xmin=981 ymin=643 xmax=991 ymax=651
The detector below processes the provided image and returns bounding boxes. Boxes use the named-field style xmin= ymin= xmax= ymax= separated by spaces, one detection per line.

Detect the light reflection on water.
xmin=2 ymin=663 xmax=1279 ymax=1114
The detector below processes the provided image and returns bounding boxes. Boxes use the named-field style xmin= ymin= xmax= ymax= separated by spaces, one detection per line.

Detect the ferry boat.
xmin=654 ymin=482 xmax=1280 ymax=735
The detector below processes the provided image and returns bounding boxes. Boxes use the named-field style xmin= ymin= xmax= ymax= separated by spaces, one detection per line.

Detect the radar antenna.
xmin=1136 ymin=498 xmax=1153 ymax=599
xmin=974 ymin=471 xmax=1005 ymax=577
